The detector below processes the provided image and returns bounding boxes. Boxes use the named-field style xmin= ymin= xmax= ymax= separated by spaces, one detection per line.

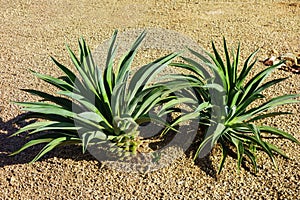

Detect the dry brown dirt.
xmin=0 ymin=0 xmax=299 ymax=199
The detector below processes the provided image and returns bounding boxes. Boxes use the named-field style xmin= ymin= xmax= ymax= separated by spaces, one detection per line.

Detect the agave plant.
xmin=10 ymin=30 xmax=185 ymax=162
xmin=171 ymin=38 xmax=300 ymax=173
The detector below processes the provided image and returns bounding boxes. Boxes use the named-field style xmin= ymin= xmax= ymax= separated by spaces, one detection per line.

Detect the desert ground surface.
xmin=0 ymin=0 xmax=299 ymax=199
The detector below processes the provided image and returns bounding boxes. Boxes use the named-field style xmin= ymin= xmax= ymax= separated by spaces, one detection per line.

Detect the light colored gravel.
xmin=0 ymin=0 xmax=299 ymax=199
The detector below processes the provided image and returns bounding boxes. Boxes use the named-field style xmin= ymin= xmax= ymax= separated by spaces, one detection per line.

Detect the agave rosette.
xmin=172 ymin=38 xmax=299 ymax=173
xmin=11 ymin=31 xmax=187 ymax=162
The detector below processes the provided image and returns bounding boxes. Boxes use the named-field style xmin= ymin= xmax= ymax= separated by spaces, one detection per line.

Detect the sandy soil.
xmin=0 ymin=0 xmax=299 ymax=199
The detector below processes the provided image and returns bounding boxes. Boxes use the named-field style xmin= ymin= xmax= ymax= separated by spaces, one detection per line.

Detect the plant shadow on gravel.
xmin=0 ymin=114 xmax=36 ymax=167
xmin=0 ymin=114 xmax=97 ymax=168
xmin=184 ymin=125 xmax=218 ymax=179
xmin=185 ymin=125 xmax=267 ymax=177
xmin=0 ymin=114 xmax=220 ymax=177
xmin=0 ymin=114 xmax=162 ymax=167
xmin=0 ymin=114 xmax=261 ymax=176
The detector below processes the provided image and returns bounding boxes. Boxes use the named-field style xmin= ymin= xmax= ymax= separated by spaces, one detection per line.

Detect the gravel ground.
xmin=0 ymin=0 xmax=299 ymax=199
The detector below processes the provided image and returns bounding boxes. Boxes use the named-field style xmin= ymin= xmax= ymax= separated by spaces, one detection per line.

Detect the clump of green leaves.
xmin=10 ymin=31 xmax=182 ymax=162
xmin=10 ymin=31 xmax=299 ymax=174
xmin=172 ymin=38 xmax=299 ymax=173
